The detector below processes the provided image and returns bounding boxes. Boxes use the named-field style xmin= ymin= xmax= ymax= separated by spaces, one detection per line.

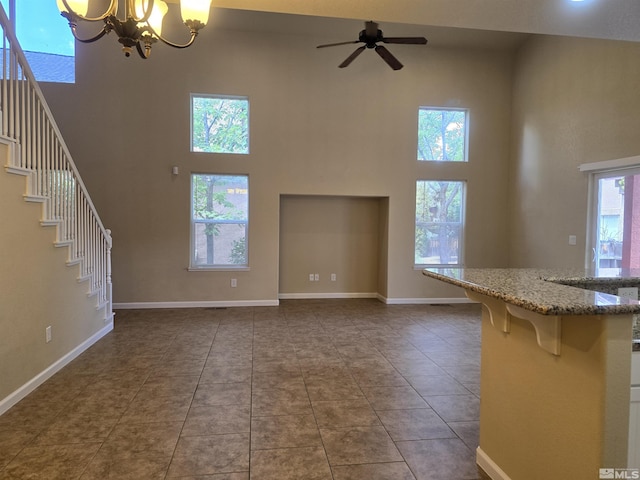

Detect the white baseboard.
xmin=0 ymin=321 xmax=114 ymax=416
xmin=476 ymin=447 xmax=512 ymax=480
xmin=380 ymin=296 xmax=476 ymax=305
xmin=113 ymin=299 xmax=280 ymax=309
xmin=278 ymin=292 xmax=378 ymax=300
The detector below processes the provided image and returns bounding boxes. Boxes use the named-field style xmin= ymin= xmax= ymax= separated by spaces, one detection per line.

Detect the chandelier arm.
xmin=154 ymin=32 xmax=198 ymax=49
xmin=135 ymin=41 xmax=150 ymax=59
xmin=60 ymin=0 xmax=118 ymax=22
xmin=67 ymin=24 xmax=111 ymax=44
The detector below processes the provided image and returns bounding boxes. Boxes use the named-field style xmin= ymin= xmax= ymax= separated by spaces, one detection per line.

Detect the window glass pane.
xmin=3 ymin=0 xmax=75 ymax=83
xmin=191 ymin=174 xmax=248 ymax=267
xmin=191 ymin=95 xmax=249 ymax=154
xmin=594 ymin=173 xmax=640 ymax=272
xmin=417 ymin=108 xmax=467 ymax=162
xmin=415 ymin=180 xmax=465 ymax=265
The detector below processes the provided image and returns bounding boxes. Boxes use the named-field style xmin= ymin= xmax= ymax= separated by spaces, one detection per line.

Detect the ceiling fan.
xmin=317 ymin=21 xmax=428 ymax=71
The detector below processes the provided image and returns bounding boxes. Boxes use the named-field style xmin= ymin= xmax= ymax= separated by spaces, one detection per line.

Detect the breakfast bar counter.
xmin=423 ymin=268 xmax=640 ymax=480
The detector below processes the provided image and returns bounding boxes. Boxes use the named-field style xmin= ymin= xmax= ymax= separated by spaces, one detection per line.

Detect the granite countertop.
xmin=422 ymin=268 xmax=640 ymax=316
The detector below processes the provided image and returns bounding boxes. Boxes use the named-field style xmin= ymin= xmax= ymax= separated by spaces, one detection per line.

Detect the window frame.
xmin=190 ymin=93 xmax=250 ymax=155
xmin=417 ymin=107 xmax=469 ymax=162
xmin=414 ymin=179 xmax=467 ymax=268
xmin=189 ymin=173 xmax=250 ymax=271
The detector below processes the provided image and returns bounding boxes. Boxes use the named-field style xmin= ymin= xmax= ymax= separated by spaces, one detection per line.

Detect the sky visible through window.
xmin=2 ymin=0 xmax=73 ymax=55
xmin=1 ymin=0 xmax=75 ymax=82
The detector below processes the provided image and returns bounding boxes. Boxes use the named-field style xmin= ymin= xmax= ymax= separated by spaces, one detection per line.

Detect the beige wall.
xmin=0 ymin=158 xmax=108 ymax=403
xmin=279 ymin=195 xmax=382 ymax=296
xmin=509 ymin=35 xmax=640 ymax=268
xmin=40 ymin=23 xmax=513 ymax=304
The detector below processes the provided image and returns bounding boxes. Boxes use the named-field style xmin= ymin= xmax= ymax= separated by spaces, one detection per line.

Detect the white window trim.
xmin=190 ymin=93 xmax=250 ymax=155
xmin=417 ymin=107 xmax=470 ymax=163
xmin=189 ymin=173 xmax=249 ymax=269
xmin=583 ymin=158 xmax=640 ymax=270
xmin=414 ymin=179 xmax=467 ymax=268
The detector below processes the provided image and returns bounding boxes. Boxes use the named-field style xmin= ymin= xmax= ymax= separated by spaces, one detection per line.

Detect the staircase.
xmin=0 ymin=7 xmax=112 ymax=321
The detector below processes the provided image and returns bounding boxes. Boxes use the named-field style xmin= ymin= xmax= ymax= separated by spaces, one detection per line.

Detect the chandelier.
xmin=56 ymin=0 xmax=213 ymax=59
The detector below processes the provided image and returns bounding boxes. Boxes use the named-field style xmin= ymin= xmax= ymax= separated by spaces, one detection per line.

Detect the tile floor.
xmin=0 ymin=299 xmax=489 ymax=480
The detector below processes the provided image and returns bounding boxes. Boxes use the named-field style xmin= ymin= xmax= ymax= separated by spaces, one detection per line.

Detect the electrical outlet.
xmin=331 ymin=273 xmax=336 ymax=281
xmin=314 ymin=273 xmax=319 ymax=281
xmin=45 ymin=326 xmax=52 ymax=343
xmin=309 ymin=273 xmax=315 ymax=282
xmin=231 ymin=278 xmax=237 ymax=288
xmin=618 ymin=287 xmax=639 ymax=301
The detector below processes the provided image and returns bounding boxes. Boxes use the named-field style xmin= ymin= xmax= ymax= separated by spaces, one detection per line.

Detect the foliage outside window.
xmin=191 ymin=174 xmax=248 ymax=268
xmin=417 ymin=108 xmax=467 ymax=162
xmin=191 ymin=95 xmax=249 ymax=154
xmin=415 ymin=180 xmax=465 ymax=266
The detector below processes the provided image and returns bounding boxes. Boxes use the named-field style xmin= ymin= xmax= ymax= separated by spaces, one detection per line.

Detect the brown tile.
xmin=167 ymin=433 xmax=250 ymax=477
xmin=33 ymin=411 xmax=120 ymax=445
xmin=312 ymin=398 xmax=381 ymax=428
xmin=396 ymin=438 xmax=482 ymax=480
xmin=193 ymin=383 xmax=251 ymax=407
xmin=376 ymin=408 xmax=455 ymax=441
xmin=182 ymin=405 xmax=251 ymax=435
xmin=138 ymin=375 xmax=200 ymax=396
xmin=406 ymin=375 xmax=471 ymax=396
xmin=252 ymin=387 xmax=312 ymax=416
xmin=305 ymin=378 xmax=364 ymax=402
xmin=119 ymin=393 xmax=192 ymax=424
xmin=252 ymin=371 xmax=306 ymax=390
xmin=200 ymin=365 xmax=252 ymax=384
xmin=250 ymin=446 xmax=332 ymax=480
xmin=2 ymin=442 xmax=101 ymax=480
xmin=449 ymin=421 xmax=480 ymax=449
xmin=152 ymin=357 xmax=207 ymax=376
xmin=362 ymin=386 xmax=429 ymax=410
xmin=251 ymin=414 xmax=321 ymax=450
xmin=320 ymin=426 xmax=403 ymax=466
xmin=0 ymin=428 xmax=38 ymax=469
xmin=424 ymin=395 xmax=480 ymax=422
xmin=331 ymin=462 xmax=417 ymax=480
xmin=166 ymin=474 xmax=249 ymax=480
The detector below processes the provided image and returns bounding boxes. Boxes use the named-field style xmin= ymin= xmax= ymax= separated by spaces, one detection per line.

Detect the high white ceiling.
xmin=199 ymin=0 xmax=640 ymax=45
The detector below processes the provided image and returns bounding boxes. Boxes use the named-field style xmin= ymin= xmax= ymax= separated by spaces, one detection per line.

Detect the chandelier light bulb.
xmin=180 ymin=0 xmax=212 ymax=26
xmin=56 ymin=0 xmax=89 ymax=16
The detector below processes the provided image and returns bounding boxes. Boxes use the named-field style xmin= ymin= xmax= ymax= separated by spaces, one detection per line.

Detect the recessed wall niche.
xmin=279 ymin=195 xmax=389 ymax=299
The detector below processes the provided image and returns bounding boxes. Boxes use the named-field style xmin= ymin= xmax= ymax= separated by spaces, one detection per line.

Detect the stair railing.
xmin=0 ymin=5 xmax=112 ymax=320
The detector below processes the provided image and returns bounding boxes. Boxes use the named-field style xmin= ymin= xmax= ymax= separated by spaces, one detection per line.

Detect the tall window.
xmin=191 ymin=174 xmax=249 ymax=268
xmin=415 ymin=180 xmax=466 ymax=266
xmin=586 ymin=166 xmax=640 ymax=273
xmin=1 ymin=0 xmax=75 ymax=83
xmin=417 ymin=108 xmax=468 ymax=162
xmin=191 ymin=95 xmax=249 ymax=154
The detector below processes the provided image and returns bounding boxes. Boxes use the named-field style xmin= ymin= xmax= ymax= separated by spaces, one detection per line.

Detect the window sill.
xmin=188 ymin=266 xmax=250 ymax=272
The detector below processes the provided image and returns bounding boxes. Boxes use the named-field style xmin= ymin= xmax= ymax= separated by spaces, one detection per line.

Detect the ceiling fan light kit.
xmin=317 ymin=20 xmax=428 ymax=70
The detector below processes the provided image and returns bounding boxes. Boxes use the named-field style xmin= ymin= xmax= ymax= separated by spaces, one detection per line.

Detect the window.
xmin=417 ymin=108 xmax=468 ymax=162
xmin=191 ymin=174 xmax=248 ymax=268
xmin=1 ymin=0 xmax=75 ymax=83
xmin=191 ymin=95 xmax=249 ymax=154
xmin=586 ymin=166 xmax=640 ymax=273
xmin=415 ymin=180 xmax=466 ymax=266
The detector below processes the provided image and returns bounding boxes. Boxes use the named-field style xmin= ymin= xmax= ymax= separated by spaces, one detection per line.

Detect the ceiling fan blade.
xmin=317 ymin=40 xmax=360 ymax=49
xmin=383 ymin=37 xmax=428 ymax=45
xmin=375 ymin=45 xmax=403 ymax=70
xmin=339 ymin=46 xmax=366 ymax=68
